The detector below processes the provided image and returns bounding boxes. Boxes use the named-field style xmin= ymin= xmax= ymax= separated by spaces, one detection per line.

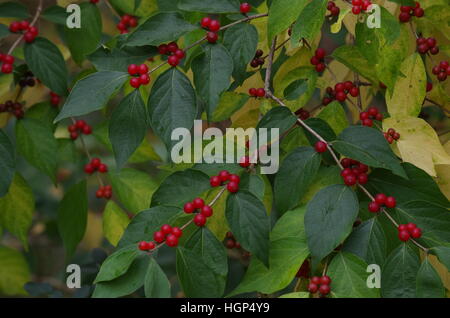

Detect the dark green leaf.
xmin=303 ymin=118 xmax=336 ymax=144
xmin=55 ymin=71 xmax=128 ymax=122
xmin=274 ymin=147 xmax=321 ymax=214
xmin=0 ymin=24 xmax=9 ymax=40
xmin=381 ymin=244 xmax=420 ymax=298
xmin=268 ymin=0 xmax=308 ymax=41
xmin=24 ymin=37 xmax=68 ymax=96
xmin=87 ymin=46 xmax=157 ymax=72
xmin=177 ymin=0 xmax=240 ymax=12
xmin=305 ymin=184 xmax=359 ymax=263
xmin=430 ymin=246 xmax=450 ymax=271
xmin=331 ymin=45 xmax=378 ymax=84
xmin=42 ymin=5 xmax=67 ymax=25
xmin=226 ymin=190 xmax=270 ymax=266
xmin=239 ymin=173 xmax=265 ymax=201
xmin=25 ymin=102 xmax=59 ymax=129
xmin=256 ymin=106 xmax=297 ymax=139
xmin=145 ymin=258 xmax=171 ymax=298
xmin=57 ymin=180 xmax=88 ymax=257
xmin=284 ymin=79 xmax=309 ymax=101
xmin=126 ymin=12 xmax=197 ymax=47
xmin=416 ymin=258 xmax=445 ymax=298
xmin=94 ymin=245 xmax=140 ymax=283
xmin=291 ymin=0 xmax=327 ymax=45
xmin=0 ymin=129 xmax=15 ymax=197
xmin=0 ymin=2 xmax=29 ymax=18
xmin=211 ymin=92 xmax=249 ymax=122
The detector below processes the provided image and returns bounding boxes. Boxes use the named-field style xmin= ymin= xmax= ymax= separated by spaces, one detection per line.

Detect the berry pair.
xmin=158 ymin=42 xmax=185 ymax=67
xmin=240 ymin=3 xmax=251 ymax=14
xmin=184 ymin=198 xmax=213 ymax=227
xmin=323 ymin=81 xmax=359 ymax=104
xmin=248 ymin=88 xmax=266 ymax=98
xmin=314 ymin=141 xmax=328 ymax=153
xmin=340 ymin=158 xmax=369 ymax=186
xmin=399 ymin=2 xmax=424 ymax=22
xmin=250 ymin=49 xmax=264 ymax=68
xmin=416 ymin=37 xmax=439 ymax=55
xmin=128 ymin=64 xmax=150 ymax=88
xmin=359 ymin=107 xmax=383 ymax=127
xmin=432 ymin=61 xmax=449 ymax=82
xmin=200 ymin=17 xmax=220 ymax=44
xmin=0 ymin=100 xmax=24 ymax=119
xmin=295 ymin=108 xmax=310 ymax=120
xmin=19 ymin=71 xmax=35 ymax=88
xmin=96 ymin=185 xmax=112 ymax=199
xmin=154 ymin=224 xmax=183 ymax=247
xmin=310 ymin=48 xmax=326 ymax=73
xmin=327 ymin=1 xmax=340 ymax=17
xmin=116 ymin=14 xmax=138 ymax=34
xmin=225 ymin=232 xmax=241 ymax=249
xmin=84 ymin=158 xmax=108 ymax=174
xmin=398 ymin=223 xmax=422 ymax=241
xmin=351 ymin=0 xmax=372 ymax=15
xmin=368 ymin=193 xmax=396 ymax=213
xmin=50 ymin=92 xmax=61 ymax=107
xmin=308 ymin=275 xmax=331 ymax=296
xmin=68 ymin=120 xmax=92 ymax=140
xmin=383 ymin=128 xmax=400 ymax=144
xmin=0 ymin=54 xmax=14 ymax=74
xmin=9 ymin=20 xmax=38 ymax=43
xmin=210 ymin=170 xmax=241 ymax=193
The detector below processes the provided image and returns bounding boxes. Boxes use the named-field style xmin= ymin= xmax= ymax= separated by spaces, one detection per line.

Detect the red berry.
xmin=206 ymin=31 xmax=218 ymax=43
xmin=9 ymin=21 xmax=21 ymax=33
xmin=129 ymin=17 xmax=138 ymax=28
xmin=128 ymin=64 xmax=138 ymax=75
xmin=311 ymin=276 xmax=321 ymax=284
xmin=315 ymin=141 xmax=327 ymax=153
xmin=352 ymin=6 xmax=361 ymax=14
xmin=84 ymin=164 xmax=95 ymax=174
xmin=138 ymin=64 xmax=149 ymax=74
xmin=308 ymin=283 xmax=318 ymax=293
xmin=1 ymin=63 xmax=13 ymax=74
xmin=406 ymin=222 xmax=416 ymax=232
xmin=310 ymin=56 xmax=320 ymax=65
xmin=398 ymin=230 xmax=410 ymax=242
xmin=161 ymin=224 xmax=172 ymax=235
xmin=319 ymin=284 xmax=331 ymax=295
xmin=375 ymin=193 xmax=387 ymax=205
xmin=138 ymin=241 xmax=151 ymax=251
xmin=320 ymin=275 xmax=331 ymax=285
xmin=359 ymin=112 xmax=369 ymax=121
xmin=209 ymin=20 xmax=220 ymax=32
xmin=315 ymin=63 xmax=326 ymax=73
xmin=437 ymin=72 xmax=447 ymax=82
xmin=82 ymin=125 xmax=92 ymax=135
xmin=96 ymin=189 xmax=104 ymax=198
xmin=228 ymin=174 xmax=240 ymax=184
xmin=158 ymin=44 xmax=168 ymax=55
xmin=184 ymin=202 xmax=195 ymax=213
xmin=256 ymin=88 xmax=266 ymax=97
xmin=171 ymin=227 xmax=183 ymax=238
xmin=165 ymin=234 xmax=178 ymax=247
xmin=368 ymin=201 xmax=380 ymax=213
xmin=249 ymin=88 xmax=257 ymax=96
xmin=227 ymin=181 xmax=239 ymax=193
xmin=210 ymin=175 xmax=221 ymax=187
xmin=330 ymin=6 xmax=340 ymax=16
xmin=426 ymin=82 xmax=433 ymax=92
xmin=344 ymin=174 xmax=357 ymax=186
xmin=201 ymin=205 xmax=213 ymax=217
xmin=341 ymin=158 xmax=352 ymax=168
xmin=174 ymin=49 xmax=185 ymax=59
xmin=193 ymin=197 xmax=205 ymax=209
xmin=91 ymin=157 xmax=101 ymax=168
xmin=410 ymin=227 xmax=422 ymax=239
xmin=239 ymin=155 xmax=251 ymax=168
xmin=194 ymin=213 xmax=207 ymax=227
xmin=399 ymin=12 xmax=410 ymax=22
xmin=349 ymin=87 xmax=359 ymax=97
xmin=153 ymin=231 xmax=165 ymax=243
xmin=70 ymin=131 xmax=78 ymax=140
xmin=335 ymin=83 xmax=345 ymax=92
xmin=439 ymin=61 xmax=449 ymax=69
xmin=147 ymin=241 xmax=156 ymax=250
xmin=315 ymin=48 xmax=326 ymax=59
xmin=385 ymin=196 xmax=396 ymax=208
xmin=130 ymin=77 xmax=141 ymax=88
xmin=24 ymin=32 xmax=35 ymax=43
xmin=427 ymin=38 xmax=437 ymax=48
xmin=375 ymin=113 xmax=383 ymax=121
xmin=400 ymin=6 xmax=411 ymax=12
xmin=168 ymin=55 xmax=179 ymax=67
xmin=340 ymin=168 xmax=352 ymax=177
xmin=139 ymin=74 xmax=150 ymax=85
xmin=240 ymin=3 xmax=251 ymax=13
xmin=362 ymin=118 xmax=373 ymax=127
xmin=201 ymin=17 xmax=211 ymax=29
xmin=414 ymin=7 xmax=424 ymax=17
xmin=358 ymin=173 xmax=368 ymax=185
xmin=398 ymin=224 xmax=407 ymax=232
xmin=368 ymin=107 xmax=378 ymax=117
xmin=336 ymin=91 xmax=346 ymax=102
xmin=98 ymin=163 xmax=108 ymax=173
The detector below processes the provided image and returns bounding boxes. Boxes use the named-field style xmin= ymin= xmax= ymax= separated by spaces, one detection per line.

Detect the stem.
xmin=264 ymin=37 xmax=277 ymax=94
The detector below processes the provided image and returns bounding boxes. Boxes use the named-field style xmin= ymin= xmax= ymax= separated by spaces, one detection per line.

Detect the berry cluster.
xmin=359 ymin=107 xmax=383 ymax=127
xmin=432 ymin=61 xmax=449 ymax=82
xmin=84 ymin=158 xmax=108 ymax=174
xmin=340 ymin=158 xmax=369 ymax=186
xmin=308 ymin=275 xmax=331 ymax=296
xmin=184 ymin=198 xmax=214 ymax=227
xmin=224 ymin=232 xmax=241 ymax=249
xmin=68 ymin=120 xmax=92 ymax=140
xmin=138 ymin=224 xmax=184 ymax=251
xmin=0 ymin=54 xmax=14 ymax=74
xmin=295 ymin=107 xmax=310 ymax=120
xmin=240 ymin=2 xmax=251 ymax=14
xmin=18 ymin=71 xmax=35 ymax=88
xmin=0 ymin=100 xmax=24 ymax=119
xmin=416 ymin=37 xmax=439 ymax=55
xmin=50 ymin=92 xmax=61 ymax=107
xmin=96 ymin=185 xmax=112 ymax=200
xmin=398 ymin=223 xmax=422 ymax=242
xmin=250 ymin=49 xmax=265 ymax=68
xmin=351 ymin=0 xmax=372 ymax=15
xmin=9 ymin=20 xmax=38 ymax=43
xmin=158 ymin=42 xmax=185 ymax=67
xmin=399 ymin=2 xmax=424 ymax=23
xmin=323 ymin=81 xmax=359 ymax=105
xmin=127 ymin=63 xmax=150 ymax=88
xmin=116 ymin=14 xmax=138 ymax=34
xmin=368 ymin=193 xmax=396 ymax=213
xmin=327 ymin=1 xmax=340 ymax=17
xmin=210 ymin=170 xmax=240 ymax=193
xmin=200 ymin=17 xmax=220 ymax=44
xmin=383 ymin=128 xmax=400 ymax=144
xmin=314 ymin=141 xmax=328 ymax=153
xmin=310 ymin=48 xmax=326 ymax=73
xmin=248 ymin=87 xmax=266 ymax=98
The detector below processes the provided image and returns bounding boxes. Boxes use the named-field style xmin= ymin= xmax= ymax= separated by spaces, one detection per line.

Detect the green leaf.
xmin=223 ymin=23 xmax=258 ymax=81
xmin=24 ymin=37 xmax=68 ymax=96
xmin=0 ymin=2 xmax=29 ymax=18
xmin=291 ymin=0 xmax=327 ymax=46
xmin=268 ymin=0 xmax=308 ymax=42
xmin=65 ymin=2 xmax=102 ymax=64
xmin=57 ymin=181 xmax=88 ymax=257
xmin=41 ymin=5 xmax=67 ymax=25
xmin=55 ymin=71 xmax=128 ymax=122
xmin=279 ymin=292 xmax=309 ymax=298
xmin=0 ymin=129 xmax=15 ymax=197
xmin=176 ymin=227 xmax=228 ymax=297
xmin=381 ymin=244 xmax=420 ymax=298
xmin=110 ymin=90 xmax=147 ymax=168
xmin=15 ymin=118 xmax=58 ymax=182
xmin=211 ymin=91 xmax=249 ymax=122
xmin=416 ymin=258 xmax=445 ymax=298
xmin=305 ymin=184 xmax=359 ymax=263
xmin=145 ymin=257 xmax=171 ymax=298
xmin=92 ymin=255 xmax=149 ymax=298
xmin=343 ymin=218 xmax=387 ymax=266
xmin=0 ymin=246 xmax=30 ymax=296
xmin=316 ymin=101 xmax=348 ymax=135
xmin=327 ymin=252 xmax=380 ymax=298
xmin=177 ymin=0 xmax=240 ymax=12
xmin=94 ymin=245 xmax=140 ymax=283
xmin=0 ymin=24 xmax=9 ymax=40
xmin=299 ymin=165 xmax=343 ymax=206
xmin=274 ymin=147 xmax=321 ymax=214
xmin=331 ymin=45 xmax=378 ymax=84
xmin=192 ymin=44 xmax=233 ymax=119
xmin=430 ymin=246 xmax=450 ymax=272
xmin=109 ymin=168 xmax=158 ymax=214
xmin=226 ymin=190 xmax=270 ymax=266
xmin=25 ymin=102 xmax=59 ymax=128
xmin=0 ymin=174 xmax=34 ymax=248
xmin=148 ymin=67 xmax=197 ymax=149
xmin=126 ymin=12 xmax=197 ymax=46
xmin=103 ymin=201 xmax=130 ymax=247
xmin=332 ymin=126 xmax=407 ymax=178
xmin=151 ymin=169 xmax=211 ymax=208
xmin=118 ymin=206 xmax=183 ymax=247
xmin=228 ymin=207 xmax=309 ymax=296
xmin=256 ymin=106 xmax=297 ymax=138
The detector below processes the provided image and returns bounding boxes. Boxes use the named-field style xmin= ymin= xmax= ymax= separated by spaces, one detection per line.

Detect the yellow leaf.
xmin=435 ymin=140 xmax=450 ymax=199
xmin=331 ymin=7 xmax=350 ymax=34
xmin=0 ymin=246 xmax=30 ymax=296
xmin=103 ymin=201 xmax=130 ymax=247
xmin=383 ymin=116 xmax=450 ymax=176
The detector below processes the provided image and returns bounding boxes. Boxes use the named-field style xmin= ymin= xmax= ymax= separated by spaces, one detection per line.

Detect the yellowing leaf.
xmin=0 ymin=246 xmax=30 ymax=296
xmin=331 ymin=7 xmax=350 ymax=34
xmin=383 ymin=117 xmax=450 ymax=176
xmin=385 ymin=53 xmax=426 ymax=118
xmin=435 ymin=140 xmax=450 ymax=200
xmin=103 ymin=201 xmax=130 ymax=247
